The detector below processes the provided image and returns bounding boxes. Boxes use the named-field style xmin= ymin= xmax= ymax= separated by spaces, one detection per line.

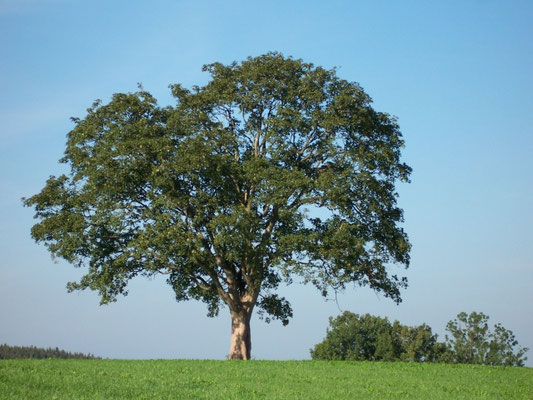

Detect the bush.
xmin=445 ymin=312 xmax=528 ymax=366
xmin=310 ymin=312 xmax=446 ymax=362
xmin=311 ymin=311 xmax=528 ymax=366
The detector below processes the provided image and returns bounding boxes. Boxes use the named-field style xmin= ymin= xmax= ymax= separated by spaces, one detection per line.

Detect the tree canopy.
xmin=24 ymin=53 xmax=411 ymax=359
xmin=310 ymin=312 xmax=444 ymax=362
xmin=445 ymin=311 xmax=529 ymax=367
xmin=311 ymin=311 xmax=528 ymax=366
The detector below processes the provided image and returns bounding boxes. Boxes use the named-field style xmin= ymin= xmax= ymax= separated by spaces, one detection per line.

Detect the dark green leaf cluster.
xmin=0 ymin=344 xmax=100 ymax=359
xmin=310 ymin=312 xmax=444 ymax=362
xmin=310 ymin=311 xmax=528 ymax=366
xmin=24 ymin=53 xmax=411 ymax=325
xmin=445 ymin=311 xmax=529 ymax=367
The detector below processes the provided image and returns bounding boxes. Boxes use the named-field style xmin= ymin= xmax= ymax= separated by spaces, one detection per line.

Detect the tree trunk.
xmin=229 ymin=310 xmax=252 ymax=360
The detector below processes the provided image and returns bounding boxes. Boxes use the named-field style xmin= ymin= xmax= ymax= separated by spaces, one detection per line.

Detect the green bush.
xmin=311 ymin=311 xmax=528 ymax=366
xmin=310 ymin=312 xmax=446 ymax=362
xmin=445 ymin=311 xmax=528 ymax=366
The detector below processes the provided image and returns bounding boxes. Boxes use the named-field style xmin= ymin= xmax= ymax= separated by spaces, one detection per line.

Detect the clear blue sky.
xmin=1 ymin=0 xmax=532 ymax=363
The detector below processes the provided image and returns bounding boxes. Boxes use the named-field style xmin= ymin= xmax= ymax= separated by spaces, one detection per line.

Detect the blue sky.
xmin=1 ymin=0 xmax=532 ymax=363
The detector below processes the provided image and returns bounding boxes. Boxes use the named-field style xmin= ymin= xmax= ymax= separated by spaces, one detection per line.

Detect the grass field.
xmin=1 ymin=359 xmax=532 ymax=399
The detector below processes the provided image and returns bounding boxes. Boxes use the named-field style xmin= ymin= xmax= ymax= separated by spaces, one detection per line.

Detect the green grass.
xmin=0 ymin=359 xmax=532 ymax=399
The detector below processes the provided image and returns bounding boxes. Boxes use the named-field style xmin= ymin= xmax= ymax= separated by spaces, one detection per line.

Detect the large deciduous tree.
xmin=24 ymin=53 xmax=411 ymax=360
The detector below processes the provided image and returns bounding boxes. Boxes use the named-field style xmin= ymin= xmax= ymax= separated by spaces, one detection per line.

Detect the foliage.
xmin=0 ymin=344 xmax=99 ymax=360
xmin=445 ymin=311 xmax=529 ymax=367
xmin=1 ymin=359 xmax=532 ymax=399
xmin=393 ymin=321 xmax=449 ymax=363
xmin=311 ymin=311 xmax=528 ymax=367
xmin=310 ymin=312 xmax=444 ymax=362
xmin=24 ymin=53 xmax=411 ymax=358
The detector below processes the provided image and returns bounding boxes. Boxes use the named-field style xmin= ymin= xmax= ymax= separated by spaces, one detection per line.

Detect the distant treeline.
xmin=0 ymin=344 xmax=100 ymax=360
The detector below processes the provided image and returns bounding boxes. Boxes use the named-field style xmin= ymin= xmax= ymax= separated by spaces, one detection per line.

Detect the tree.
xmin=393 ymin=321 xmax=443 ymax=362
xmin=310 ymin=313 xmax=398 ymax=361
xmin=445 ymin=311 xmax=528 ymax=366
xmin=24 ymin=53 xmax=411 ymax=360
xmin=0 ymin=344 xmax=100 ymax=359
xmin=310 ymin=312 xmax=442 ymax=362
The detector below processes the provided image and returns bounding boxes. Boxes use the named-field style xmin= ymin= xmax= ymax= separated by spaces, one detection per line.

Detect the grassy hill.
xmin=1 ymin=359 xmax=531 ymax=399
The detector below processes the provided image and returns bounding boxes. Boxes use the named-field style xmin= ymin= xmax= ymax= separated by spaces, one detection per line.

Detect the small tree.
xmin=393 ymin=322 xmax=442 ymax=362
xmin=24 ymin=53 xmax=411 ymax=360
xmin=310 ymin=312 xmax=441 ymax=362
xmin=445 ymin=311 xmax=528 ymax=366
